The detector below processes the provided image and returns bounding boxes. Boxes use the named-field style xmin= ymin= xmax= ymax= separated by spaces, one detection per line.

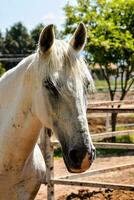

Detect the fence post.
xmin=106 ymin=106 xmax=110 ymax=132
xmin=44 ymin=128 xmax=54 ymax=200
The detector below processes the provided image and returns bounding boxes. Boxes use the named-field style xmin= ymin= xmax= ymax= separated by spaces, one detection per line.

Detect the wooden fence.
xmin=0 ymin=54 xmax=28 ymax=62
xmin=42 ymin=101 xmax=134 ymax=200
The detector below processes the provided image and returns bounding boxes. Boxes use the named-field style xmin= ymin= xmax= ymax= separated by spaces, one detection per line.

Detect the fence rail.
xmin=88 ymin=100 xmax=134 ymax=107
xmin=57 ymin=163 xmax=134 ymax=180
xmin=0 ymin=54 xmax=28 ymax=62
xmin=52 ymin=179 xmax=134 ymax=191
xmin=87 ymin=107 xmax=134 ymax=113
xmin=92 ymin=130 xmax=134 ymax=141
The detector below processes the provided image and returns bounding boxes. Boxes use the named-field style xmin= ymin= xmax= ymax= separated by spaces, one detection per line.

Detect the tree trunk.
xmin=109 ymin=112 xmax=118 ymax=142
xmin=111 ymin=112 xmax=118 ymax=132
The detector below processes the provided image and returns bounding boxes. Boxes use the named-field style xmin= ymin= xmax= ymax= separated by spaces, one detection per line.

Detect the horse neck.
xmin=0 ymin=55 xmax=42 ymax=166
xmin=0 ymin=56 xmax=31 ymax=104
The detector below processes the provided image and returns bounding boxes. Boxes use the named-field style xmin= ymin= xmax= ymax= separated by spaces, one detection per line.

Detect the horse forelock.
xmin=36 ymin=40 xmax=95 ymax=94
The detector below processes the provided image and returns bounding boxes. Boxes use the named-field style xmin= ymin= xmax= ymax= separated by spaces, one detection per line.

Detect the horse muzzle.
xmin=63 ymin=146 xmax=96 ymax=173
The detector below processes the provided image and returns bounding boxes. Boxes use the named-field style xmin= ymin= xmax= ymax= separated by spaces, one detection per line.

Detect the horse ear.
xmin=39 ymin=24 xmax=55 ymax=53
xmin=69 ymin=23 xmax=87 ymax=52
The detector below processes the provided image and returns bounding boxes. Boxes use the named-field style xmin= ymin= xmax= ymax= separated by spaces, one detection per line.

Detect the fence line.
xmin=56 ymin=163 xmax=134 ymax=180
xmin=0 ymin=57 xmax=24 ymax=62
xmin=94 ymin=142 xmax=134 ymax=149
xmin=87 ymin=107 xmax=134 ymax=113
xmin=88 ymin=100 xmax=134 ymax=107
xmin=48 ymin=129 xmax=134 ymax=145
xmin=50 ymin=139 xmax=134 ymax=150
xmin=87 ymin=100 xmax=134 ymax=131
xmin=52 ymin=179 xmax=134 ymax=191
xmin=91 ymin=130 xmax=134 ymax=142
xmin=0 ymin=54 xmax=28 ymax=62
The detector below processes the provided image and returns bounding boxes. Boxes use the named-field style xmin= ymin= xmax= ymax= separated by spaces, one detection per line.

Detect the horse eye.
xmin=42 ymin=78 xmax=59 ymax=98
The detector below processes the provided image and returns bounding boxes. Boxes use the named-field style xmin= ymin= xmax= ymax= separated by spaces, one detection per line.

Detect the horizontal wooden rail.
xmin=52 ymin=179 xmax=134 ymax=191
xmin=88 ymin=100 xmax=134 ymax=107
xmin=0 ymin=54 xmax=29 ymax=62
xmin=92 ymin=130 xmax=134 ymax=142
xmin=87 ymin=107 xmax=134 ymax=113
xmin=96 ymin=87 xmax=134 ymax=93
xmin=56 ymin=163 xmax=134 ymax=180
xmin=94 ymin=142 xmax=134 ymax=149
xmin=0 ymin=58 xmax=23 ymax=62
xmin=52 ymin=141 xmax=134 ymax=149
xmin=0 ymin=54 xmax=28 ymax=57
xmin=51 ymin=130 xmax=134 ymax=145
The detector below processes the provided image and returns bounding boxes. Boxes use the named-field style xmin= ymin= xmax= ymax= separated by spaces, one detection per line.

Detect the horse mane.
xmin=37 ymin=40 xmax=95 ymax=94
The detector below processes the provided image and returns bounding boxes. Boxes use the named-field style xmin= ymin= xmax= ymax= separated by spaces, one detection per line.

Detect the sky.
xmin=0 ymin=0 xmax=77 ymax=33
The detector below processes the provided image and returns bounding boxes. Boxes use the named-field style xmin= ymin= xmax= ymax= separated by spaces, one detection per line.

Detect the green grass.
xmin=125 ymin=113 xmax=134 ymax=118
xmin=96 ymin=149 xmax=131 ymax=157
xmin=94 ymin=79 xmax=125 ymax=90
xmin=95 ymin=79 xmax=120 ymax=89
xmin=95 ymin=80 xmax=108 ymax=89
xmin=116 ymin=126 xmax=134 ymax=143
xmin=116 ymin=134 xmax=134 ymax=143
xmin=54 ymin=147 xmax=62 ymax=157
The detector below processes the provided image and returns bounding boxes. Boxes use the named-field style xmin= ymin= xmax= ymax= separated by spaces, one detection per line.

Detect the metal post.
xmin=44 ymin=128 xmax=54 ymax=200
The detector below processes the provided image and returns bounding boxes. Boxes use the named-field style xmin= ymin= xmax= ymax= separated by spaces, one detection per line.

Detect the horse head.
xmin=33 ymin=23 xmax=96 ymax=173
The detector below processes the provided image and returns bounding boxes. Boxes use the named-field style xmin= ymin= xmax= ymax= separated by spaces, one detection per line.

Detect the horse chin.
xmin=67 ymin=167 xmax=89 ymax=173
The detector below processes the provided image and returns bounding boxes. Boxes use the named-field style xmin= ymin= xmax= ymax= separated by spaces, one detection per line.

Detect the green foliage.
xmin=3 ymin=22 xmax=33 ymax=54
xmin=54 ymin=147 xmax=62 ymax=157
xmin=97 ymin=149 xmax=132 ymax=157
xmin=31 ymin=23 xmax=44 ymax=48
xmin=63 ymin=0 xmax=134 ymax=96
xmin=0 ymin=63 xmax=5 ymax=76
xmin=1 ymin=22 xmax=61 ymax=55
xmin=0 ymin=31 xmax=4 ymax=53
xmin=116 ymin=134 xmax=134 ymax=143
xmin=63 ymin=0 xmax=134 ymax=131
xmin=87 ymin=0 xmax=134 ymax=67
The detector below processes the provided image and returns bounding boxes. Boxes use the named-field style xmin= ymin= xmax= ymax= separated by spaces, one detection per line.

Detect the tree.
xmin=3 ymin=22 xmax=33 ymax=54
xmin=0 ymin=31 xmax=4 ymax=54
xmin=0 ymin=63 xmax=5 ymax=76
xmin=31 ymin=23 xmax=44 ymax=48
xmin=63 ymin=0 xmax=134 ymax=131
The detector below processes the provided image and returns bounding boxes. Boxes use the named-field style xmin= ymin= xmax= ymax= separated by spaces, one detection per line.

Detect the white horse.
xmin=0 ymin=23 xmax=95 ymax=199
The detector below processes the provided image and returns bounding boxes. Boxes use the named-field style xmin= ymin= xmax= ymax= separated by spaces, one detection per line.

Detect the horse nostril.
xmin=68 ymin=147 xmax=96 ymax=168
xmin=69 ymin=149 xmax=80 ymax=164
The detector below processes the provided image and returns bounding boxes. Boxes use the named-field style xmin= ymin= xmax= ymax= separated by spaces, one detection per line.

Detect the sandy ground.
xmin=35 ymin=154 xmax=134 ymax=199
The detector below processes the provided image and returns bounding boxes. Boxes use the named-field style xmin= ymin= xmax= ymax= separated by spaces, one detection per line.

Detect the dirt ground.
xmin=35 ymin=154 xmax=134 ymax=200
xmin=36 ymin=91 xmax=134 ymax=199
